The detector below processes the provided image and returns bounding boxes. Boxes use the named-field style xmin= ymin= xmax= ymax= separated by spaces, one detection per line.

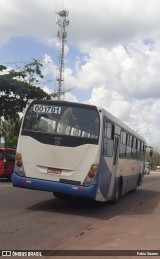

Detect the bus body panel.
xmin=95 ymin=154 xmax=112 ymax=201
xmin=12 ymin=173 xmax=98 ymax=199
xmin=18 ymin=136 xmax=100 ymax=184
xmin=116 ymin=159 xmax=144 ymax=194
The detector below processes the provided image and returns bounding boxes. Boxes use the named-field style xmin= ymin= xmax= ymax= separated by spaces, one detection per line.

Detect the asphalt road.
xmin=0 ymin=172 xmax=160 ymax=251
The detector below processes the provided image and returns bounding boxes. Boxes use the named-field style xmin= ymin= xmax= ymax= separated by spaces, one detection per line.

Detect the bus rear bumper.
xmin=12 ymin=173 xmax=98 ymax=200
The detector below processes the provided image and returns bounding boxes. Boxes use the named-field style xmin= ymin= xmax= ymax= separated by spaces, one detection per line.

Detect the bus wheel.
xmin=110 ymin=181 xmax=121 ymax=205
xmin=131 ymin=174 xmax=141 ymax=192
xmin=7 ymin=172 xmax=13 ymax=182
xmin=137 ymin=174 xmax=142 ymax=186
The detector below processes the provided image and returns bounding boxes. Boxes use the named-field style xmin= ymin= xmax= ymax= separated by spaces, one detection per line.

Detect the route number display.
xmin=33 ymin=105 xmax=61 ymax=114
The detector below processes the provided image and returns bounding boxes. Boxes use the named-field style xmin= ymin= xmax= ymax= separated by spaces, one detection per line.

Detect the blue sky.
xmin=0 ymin=36 xmax=57 ymax=63
xmin=0 ymin=35 xmax=88 ymax=99
xmin=0 ymin=0 xmax=160 ymax=147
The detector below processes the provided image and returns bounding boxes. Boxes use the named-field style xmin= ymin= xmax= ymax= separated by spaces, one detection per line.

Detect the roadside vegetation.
xmin=0 ymin=59 xmax=53 ymax=148
xmin=145 ymin=148 xmax=160 ymax=171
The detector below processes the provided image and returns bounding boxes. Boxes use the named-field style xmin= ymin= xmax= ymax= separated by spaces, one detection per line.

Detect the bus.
xmin=12 ymin=100 xmax=146 ymax=203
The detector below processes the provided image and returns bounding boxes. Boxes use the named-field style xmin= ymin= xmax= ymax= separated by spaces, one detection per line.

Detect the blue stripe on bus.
xmin=12 ymin=173 xmax=98 ymax=199
xmin=98 ymin=154 xmax=112 ymax=199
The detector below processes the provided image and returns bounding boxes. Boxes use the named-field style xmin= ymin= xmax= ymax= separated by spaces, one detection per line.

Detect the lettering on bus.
xmin=33 ymin=105 xmax=61 ymax=114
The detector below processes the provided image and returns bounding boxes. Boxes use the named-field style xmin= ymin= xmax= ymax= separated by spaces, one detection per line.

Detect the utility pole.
xmin=56 ymin=9 xmax=70 ymax=100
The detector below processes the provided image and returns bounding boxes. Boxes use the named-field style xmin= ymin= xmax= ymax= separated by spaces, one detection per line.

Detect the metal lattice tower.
xmin=56 ymin=9 xmax=69 ymax=100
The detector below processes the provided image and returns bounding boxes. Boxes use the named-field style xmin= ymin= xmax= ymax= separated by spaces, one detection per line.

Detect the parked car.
xmin=144 ymin=162 xmax=150 ymax=175
xmin=0 ymin=148 xmax=16 ymax=181
xmin=156 ymin=165 xmax=160 ymax=169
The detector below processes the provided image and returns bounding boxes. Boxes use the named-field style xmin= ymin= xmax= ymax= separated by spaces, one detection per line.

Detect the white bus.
xmin=12 ymin=100 xmax=146 ymax=203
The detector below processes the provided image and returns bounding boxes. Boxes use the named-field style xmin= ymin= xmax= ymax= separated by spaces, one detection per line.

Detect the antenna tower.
xmin=56 ymin=9 xmax=69 ymax=100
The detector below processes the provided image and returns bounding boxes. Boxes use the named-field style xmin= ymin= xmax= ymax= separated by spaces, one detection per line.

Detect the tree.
xmin=0 ymin=59 xmax=51 ymax=119
xmin=0 ymin=59 xmax=52 ymax=147
xmin=0 ymin=116 xmax=22 ymax=148
xmin=145 ymin=147 xmax=160 ymax=169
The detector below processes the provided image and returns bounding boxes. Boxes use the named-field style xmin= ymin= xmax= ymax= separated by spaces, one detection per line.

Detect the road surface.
xmin=0 ymin=172 xmax=160 ymax=251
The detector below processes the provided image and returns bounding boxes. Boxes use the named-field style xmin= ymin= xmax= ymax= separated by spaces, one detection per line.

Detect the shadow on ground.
xmin=27 ymin=188 xmax=160 ymax=220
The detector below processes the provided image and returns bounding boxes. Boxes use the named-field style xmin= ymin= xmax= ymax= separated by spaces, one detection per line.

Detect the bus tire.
xmin=110 ymin=181 xmax=121 ymax=205
xmin=131 ymin=174 xmax=142 ymax=192
xmin=7 ymin=171 xmax=13 ymax=182
xmin=137 ymin=174 xmax=142 ymax=187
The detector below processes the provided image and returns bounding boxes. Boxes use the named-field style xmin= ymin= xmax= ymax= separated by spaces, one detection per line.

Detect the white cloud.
xmin=42 ymin=54 xmax=57 ymax=78
xmin=87 ymin=87 xmax=131 ymax=122
xmin=42 ymin=86 xmax=52 ymax=95
xmin=64 ymin=92 xmax=78 ymax=103
xmin=1 ymin=0 xmax=160 ymax=146
xmin=73 ymin=43 xmax=160 ymax=100
xmin=40 ymin=41 xmax=160 ymax=145
xmin=87 ymin=87 xmax=160 ymax=146
xmin=1 ymin=0 xmax=160 ymax=48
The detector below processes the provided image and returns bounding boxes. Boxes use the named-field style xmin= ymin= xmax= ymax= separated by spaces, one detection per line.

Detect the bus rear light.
xmin=85 ymin=177 xmax=92 ymax=185
xmin=91 ymin=165 xmax=98 ymax=171
xmin=16 ymin=154 xmax=22 ymax=161
xmin=88 ymin=171 xmax=95 ymax=178
xmin=16 ymin=153 xmax=26 ymax=177
xmin=16 ymin=161 xmax=22 ymax=167
xmin=18 ymin=168 xmax=25 ymax=175
xmin=83 ymin=164 xmax=99 ymax=186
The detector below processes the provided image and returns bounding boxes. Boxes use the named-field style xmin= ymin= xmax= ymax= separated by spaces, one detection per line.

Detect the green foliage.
xmin=145 ymin=148 xmax=160 ymax=169
xmin=0 ymin=59 xmax=51 ymax=120
xmin=0 ymin=116 xmax=22 ymax=148
xmin=23 ymin=59 xmax=44 ymax=84
xmin=33 ymin=118 xmax=55 ymax=133
xmin=0 ymin=58 xmax=52 ymax=147
xmin=33 ymin=119 xmax=49 ymax=132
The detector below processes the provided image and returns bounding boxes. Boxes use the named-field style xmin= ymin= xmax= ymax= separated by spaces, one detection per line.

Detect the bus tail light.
xmin=15 ymin=153 xmax=26 ymax=177
xmin=16 ymin=154 xmax=22 ymax=161
xmin=16 ymin=161 xmax=22 ymax=167
xmin=83 ymin=164 xmax=99 ymax=186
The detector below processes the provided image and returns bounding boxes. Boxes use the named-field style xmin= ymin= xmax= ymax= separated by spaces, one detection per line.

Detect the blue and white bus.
xmin=12 ymin=100 xmax=146 ymax=203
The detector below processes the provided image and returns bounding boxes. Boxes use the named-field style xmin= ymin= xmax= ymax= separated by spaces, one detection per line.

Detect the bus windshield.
xmin=22 ymin=102 xmax=100 ymax=145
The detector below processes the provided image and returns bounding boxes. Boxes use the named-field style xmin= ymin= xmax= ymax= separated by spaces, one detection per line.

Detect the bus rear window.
xmin=23 ymin=104 xmax=100 ymax=140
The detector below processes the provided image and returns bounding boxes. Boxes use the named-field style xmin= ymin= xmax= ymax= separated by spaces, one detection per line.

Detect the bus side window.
xmin=104 ymin=121 xmax=114 ymax=157
xmin=137 ymin=140 xmax=141 ymax=160
xmin=119 ymin=130 xmax=126 ymax=158
xmin=126 ymin=134 xmax=132 ymax=159
xmin=132 ymin=137 xmax=137 ymax=160
xmin=140 ymin=142 xmax=145 ymax=161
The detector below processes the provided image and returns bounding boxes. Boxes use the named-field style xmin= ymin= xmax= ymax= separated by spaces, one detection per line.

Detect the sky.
xmin=0 ymin=0 xmax=160 ymax=148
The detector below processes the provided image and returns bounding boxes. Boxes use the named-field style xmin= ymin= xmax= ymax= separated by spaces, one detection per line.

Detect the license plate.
xmin=47 ymin=168 xmax=61 ymax=174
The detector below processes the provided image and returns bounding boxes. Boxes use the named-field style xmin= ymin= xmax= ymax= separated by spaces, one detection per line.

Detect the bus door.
xmin=108 ymin=128 xmax=120 ymax=198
